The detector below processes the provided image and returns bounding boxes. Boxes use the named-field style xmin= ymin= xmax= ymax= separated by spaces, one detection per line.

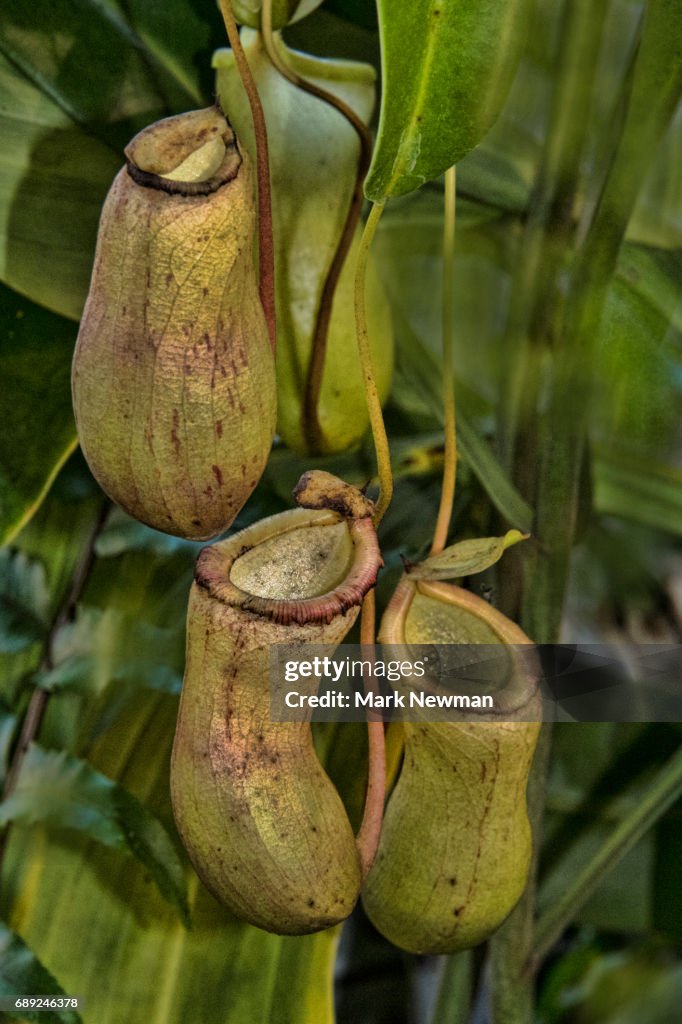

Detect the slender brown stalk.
xmin=302 ymin=158 xmax=369 ymax=452
xmin=260 ymin=1 xmax=371 ymax=157
xmin=430 ymin=166 xmax=458 ymax=556
xmin=355 ymin=589 xmax=386 ymax=878
xmin=218 ymin=1 xmax=276 ymax=350
xmin=260 ymin=0 xmax=373 ymax=450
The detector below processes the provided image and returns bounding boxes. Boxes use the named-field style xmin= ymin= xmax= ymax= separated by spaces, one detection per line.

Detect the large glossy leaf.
xmin=0 ymin=50 xmax=120 ymax=320
xmin=0 ymin=2 xmax=199 ymax=143
xmin=0 ymin=284 xmax=78 ymax=542
xmin=365 ymin=0 xmax=528 ymax=201
xmin=0 ymin=1 xmax=224 ymax=320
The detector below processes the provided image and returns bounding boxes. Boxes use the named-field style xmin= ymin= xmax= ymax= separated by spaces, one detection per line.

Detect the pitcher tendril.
xmin=430 ymin=166 xmax=457 ymax=556
xmin=355 ymin=589 xmax=387 ymax=879
xmin=260 ymin=0 xmax=373 ymax=451
xmin=218 ymin=0 xmax=276 ymax=350
xmin=355 ymin=201 xmax=393 ymax=523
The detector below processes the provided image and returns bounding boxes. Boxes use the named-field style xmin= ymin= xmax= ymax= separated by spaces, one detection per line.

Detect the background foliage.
xmin=0 ymin=1 xmax=680 ymax=1022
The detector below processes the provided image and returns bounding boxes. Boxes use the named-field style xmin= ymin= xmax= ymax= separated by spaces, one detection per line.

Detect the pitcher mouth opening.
xmin=125 ymin=105 xmax=242 ymax=197
xmin=379 ymin=577 xmax=541 ymax=720
xmin=195 ymin=507 xmax=382 ymax=626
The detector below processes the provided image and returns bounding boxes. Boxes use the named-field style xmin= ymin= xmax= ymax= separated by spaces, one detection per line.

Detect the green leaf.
xmin=2 ymin=695 xmax=338 ymax=1024
xmin=0 ymin=704 xmax=18 ymax=788
xmin=408 ymin=529 xmax=528 ymax=580
xmin=0 ymin=284 xmax=78 ymax=542
xmin=540 ymin=725 xmax=682 ymax=940
xmin=456 ymin=411 xmax=534 ymax=531
xmin=593 ymin=449 xmax=682 ymax=537
xmin=36 ymin=605 xmax=184 ymax=697
xmin=0 ymin=2 xmax=199 ymax=140
xmin=0 ymin=456 xmax=104 ymax=708
xmin=628 ymin=106 xmax=682 ymax=249
xmin=457 ymin=145 xmax=530 ymax=216
xmin=0 ymin=922 xmax=81 ymax=1024
xmin=94 ymin=507 xmax=203 ymax=559
xmin=0 ymin=548 xmax=50 ymax=654
xmin=592 ymin=246 xmax=682 ymax=455
xmin=365 ymin=0 xmax=528 ymax=200
xmin=0 ymin=50 xmax=120 ymax=320
xmin=0 ymin=1 xmax=224 ymax=319
xmin=374 ymin=189 xmax=517 ymax=415
xmin=617 ymin=244 xmax=682 ymax=325
xmin=104 ymin=1 xmax=225 ymax=110
xmin=375 ymin=258 xmax=534 ymax=531
xmin=431 ymin=950 xmax=473 ymax=1024
xmin=539 ymin=941 xmax=682 ymax=1024
xmin=0 ymin=743 xmax=189 ymax=923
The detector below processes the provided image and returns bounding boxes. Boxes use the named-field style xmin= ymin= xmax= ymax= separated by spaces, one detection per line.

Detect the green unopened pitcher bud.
xmin=72 ymin=106 xmax=276 ymax=540
xmin=215 ymin=32 xmax=393 ymax=455
xmin=171 ymin=474 xmax=382 ymax=933
xmin=362 ymin=578 xmax=540 ymax=955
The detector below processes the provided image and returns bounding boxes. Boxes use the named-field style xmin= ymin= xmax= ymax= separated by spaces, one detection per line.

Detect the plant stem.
xmin=218 ymin=1 xmax=276 ymax=351
xmin=431 ymin=950 xmax=473 ymax=1024
xmin=260 ymin=1 xmax=371 ymax=151
xmin=530 ymin=744 xmax=682 ymax=971
xmin=355 ymin=589 xmax=386 ymax=878
xmin=0 ymin=503 xmax=108 ymax=878
xmin=354 ymin=201 xmax=393 ymax=523
xmin=487 ymin=2 xmax=607 ymax=1001
xmin=497 ymin=0 xmax=609 ymax=472
xmin=488 ymin=725 xmax=553 ymax=1024
xmin=259 ymin=0 xmax=373 ymax=452
xmin=430 ymin=166 xmax=457 ymax=556
xmin=495 ymin=0 xmax=609 ymax=631
xmin=523 ymin=0 xmax=682 ymax=643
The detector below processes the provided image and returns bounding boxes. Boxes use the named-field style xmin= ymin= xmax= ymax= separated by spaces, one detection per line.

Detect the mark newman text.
xmin=283 ymin=690 xmax=495 ymax=709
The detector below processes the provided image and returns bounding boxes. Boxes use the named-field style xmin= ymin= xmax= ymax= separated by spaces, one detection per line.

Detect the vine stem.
xmin=217 ymin=1 xmax=276 ymax=351
xmin=354 ymin=201 xmax=393 ymax=523
xmin=0 ymin=503 xmax=108 ymax=880
xmin=260 ymin=0 xmax=372 ymax=452
xmin=261 ymin=3 xmax=370 ymax=150
xmin=430 ymin=166 xmax=457 ymax=556
xmin=355 ymin=589 xmax=386 ymax=878
xmin=489 ymin=725 xmax=553 ymax=1024
xmin=529 ymin=744 xmax=682 ymax=971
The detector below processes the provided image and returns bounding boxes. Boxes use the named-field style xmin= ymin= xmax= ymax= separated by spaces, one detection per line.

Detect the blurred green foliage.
xmin=0 ymin=1 xmax=679 ymax=1023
